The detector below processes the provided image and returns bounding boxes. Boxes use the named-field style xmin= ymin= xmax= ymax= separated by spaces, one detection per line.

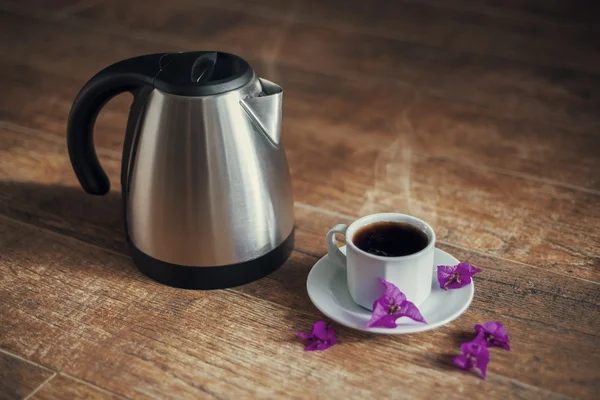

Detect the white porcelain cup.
xmin=326 ymin=213 xmax=436 ymax=310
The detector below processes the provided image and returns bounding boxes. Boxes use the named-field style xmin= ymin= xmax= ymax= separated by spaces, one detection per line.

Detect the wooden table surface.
xmin=0 ymin=0 xmax=599 ymax=398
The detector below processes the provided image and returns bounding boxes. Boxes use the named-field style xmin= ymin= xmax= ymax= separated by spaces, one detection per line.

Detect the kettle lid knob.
xmin=155 ymin=51 xmax=254 ymax=96
xmin=191 ymin=52 xmax=217 ymax=83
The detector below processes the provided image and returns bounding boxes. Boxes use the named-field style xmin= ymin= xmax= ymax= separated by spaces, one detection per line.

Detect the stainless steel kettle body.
xmin=66 ymin=51 xmax=295 ymax=289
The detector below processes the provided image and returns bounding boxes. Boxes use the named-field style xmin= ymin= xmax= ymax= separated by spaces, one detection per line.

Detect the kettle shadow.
xmin=0 ymin=179 xmax=132 ymax=264
xmin=0 ymin=181 xmax=436 ymax=354
xmin=1 ymin=181 xmax=469 ymax=364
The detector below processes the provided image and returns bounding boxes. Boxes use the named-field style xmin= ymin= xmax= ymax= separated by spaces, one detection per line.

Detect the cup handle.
xmin=326 ymin=224 xmax=348 ymax=267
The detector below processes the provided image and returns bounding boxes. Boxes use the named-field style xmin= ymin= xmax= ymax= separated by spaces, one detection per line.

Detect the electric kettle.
xmin=66 ymin=51 xmax=295 ymax=289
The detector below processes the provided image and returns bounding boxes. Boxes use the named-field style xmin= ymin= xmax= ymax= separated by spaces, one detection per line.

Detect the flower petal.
xmin=367 ymin=314 xmax=398 ymax=328
xmin=445 ymin=279 xmax=468 ymax=290
xmin=305 ymin=342 xmax=319 ymax=351
xmin=460 ymin=338 xmax=490 ymax=379
xmin=378 ymin=276 xmax=393 ymax=289
xmin=297 ymin=321 xmax=337 ymax=351
xmin=374 ymin=295 xmax=393 ymax=310
xmin=437 ymin=265 xmax=455 ymax=288
xmin=378 ymin=278 xmax=406 ymax=304
xmin=311 ymin=321 xmax=329 ymax=341
xmin=476 ymin=346 xmax=490 ymax=379
xmin=476 ymin=321 xmax=510 ymax=350
xmin=315 ymin=341 xmax=334 ymax=351
xmin=481 ymin=321 xmax=501 ymax=333
xmin=460 ymin=340 xmax=474 ymax=354
xmin=456 ymin=262 xmax=482 ymax=277
xmin=438 ymin=263 xmax=481 ymax=290
xmin=397 ymin=301 xmax=427 ymax=323
xmin=452 ymin=354 xmax=471 ymax=370
xmin=366 ymin=301 xmax=391 ymax=328
xmin=485 ymin=321 xmax=508 ymax=339
xmin=295 ymin=330 xmax=311 ymax=341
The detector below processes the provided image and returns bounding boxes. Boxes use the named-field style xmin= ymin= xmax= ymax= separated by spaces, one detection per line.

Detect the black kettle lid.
xmin=153 ymin=51 xmax=254 ymax=96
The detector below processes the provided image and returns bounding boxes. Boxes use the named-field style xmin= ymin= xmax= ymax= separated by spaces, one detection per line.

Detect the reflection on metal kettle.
xmin=66 ymin=51 xmax=295 ymax=289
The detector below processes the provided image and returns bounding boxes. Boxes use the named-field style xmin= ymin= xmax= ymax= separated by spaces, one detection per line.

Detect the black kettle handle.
xmin=66 ymin=54 xmax=165 ymax=195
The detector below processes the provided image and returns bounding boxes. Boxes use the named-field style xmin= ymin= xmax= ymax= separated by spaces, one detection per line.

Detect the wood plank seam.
xmin=1 ymin=158 xmax=596 ymax=288
xmin=56 ymin=372 xmax=132 ymax=400
xmin=229 ymin=0 xmax=600 ymax=34
xmin=0 ymin=2 xmax=596 ymax=398
xmin=2 ymin=206 xmax=598 ymax=333
xmin=0 ymin=205 xmax=598 ymax=320
xmin=0 ymin=6 xmax=598 ymax=138
xmin=0 ymin=0 xmax=598 ymax=80
xmin=22 ymin=372 xmax=57 ymax=400
xmin=4 ymin=117 xmax=600 ymax=199
xmin=429 ymin=155 xmax=600 ymax=197
xmin=0 ymin=347 xmax=54 ymax=373
xmin=293 ymin=202 xmax=600 ymax=286
xmin=0 ymin=347 xmax=130 ymax=400
xmin=5 ymin=208 xmax=596 ymax=329
xmin=397 ymin=0 xmax=600 ymax=32
xmin=90 ymin=0 xmax=600 ymax=46
xmin=0 ymin=213 xmax=587 ymax=398
xmin=0 ymin=121 xmax=123 ymax=159
xmin=1 ymin=118 xmax=597 ymax=286
xmin=473 ymin=305 xmax=598 ymax=338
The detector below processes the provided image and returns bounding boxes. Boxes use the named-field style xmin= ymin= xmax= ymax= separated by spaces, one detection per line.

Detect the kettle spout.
xmin=240 ymin=78 xmax=283 ymax=145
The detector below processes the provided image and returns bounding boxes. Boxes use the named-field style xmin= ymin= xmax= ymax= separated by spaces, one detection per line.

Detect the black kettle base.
xmin=129 ymin=230 xmax=294 ymax=290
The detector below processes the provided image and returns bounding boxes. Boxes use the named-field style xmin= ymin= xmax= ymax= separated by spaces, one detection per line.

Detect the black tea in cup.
xmin=352 ymin=221 xmax=428 ymax=257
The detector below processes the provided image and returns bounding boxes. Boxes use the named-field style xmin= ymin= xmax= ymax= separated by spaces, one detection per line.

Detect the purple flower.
xmin=437 ymin=262 xmax=482 ymax=290
xmin=475 ymin=321 xmax=510 ymax=350
xmin=366 ymin=278 xmax=426 ymax=328
xmin=296 ymin=321 xmax=337 ymax=351
xmin=452 ymin=338 xmax=490 ymax=379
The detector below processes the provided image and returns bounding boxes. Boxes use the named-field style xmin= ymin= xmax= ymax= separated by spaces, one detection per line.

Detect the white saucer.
xmin=306 ymin=246 xmax=474 ymax=334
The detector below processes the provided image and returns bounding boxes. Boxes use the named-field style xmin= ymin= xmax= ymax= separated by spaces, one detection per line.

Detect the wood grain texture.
xmin=0 ymin=215 xmax=596 ymax=399
xmin=0 ymin=11 xmax=597 ymax=281
xmin=0 ymin=54 xmax=599 ymax=191
xmin=0 ymin=10 xmax=183 ymax=79
xmin=31 ymin=375 xmax=121 ymax=400
xmin=73 ymin=0 xmax=600 ymax=73
xmin=274 ymin=26 xmax=600 ymax=131
xmin=240 ymin=0 xmax=600 ymax=72
xmin=8 ymin=2 xmax=597 ymax=136
xmin=0 ymin=66 xmax=599 ymax=282
xmin=1 ymin=6 xmax=599 ymax=135
xmin=0 ymin=351 xmax=54 ymax=400
xmin=284 ymin=128 xmax=600 ymax=281
xmin=0 ymin=126 xmax=598 ymax=398
xmin=438 ymin=9 xmax=599 ymax=72
xmin=0 ymin=0 xmax=599 ymax=398
xmin=2 ymin=112 xmax=600 ymax=284
xmin=73 ymin=0 xmax=294 ymax=62
xmin=271 ymin=66 xmax=600 ymax=189
xmin=415 ymin=0 xmax=600 ymax=29
xmin=0 ymin=0 xmax=87 ymax=11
